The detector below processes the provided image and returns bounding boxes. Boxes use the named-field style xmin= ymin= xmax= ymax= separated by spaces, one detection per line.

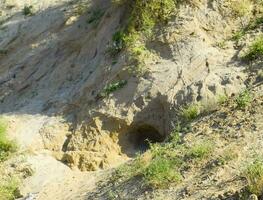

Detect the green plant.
xmin=188 ymin=140 xmax=214 ymax=160
xmin=115 ymin=155 xmax=146 ymax=180
xmin=243 ymin=35 xmax=263 ymax=61
xmin=236 ymin=89 xmax=252 ymax=108
xmin=245 ymin=160 xmax=263 ymax=196
xmin=217 ymin=94 xmax=228 ymax=105
xmin=181 ymin=104 xmax=200 ymax=121
xmin=23 ymin=5 xmax=33 ymax=16
xmin=232 ymin=30 xmax=246 ymax=41
xmin=0 ymin=177 xmax=20 ymax=200
xmin=87 ymin=9 xmax=105 ymax=25
xmin=101 ymin=80 xmax=127 ymax=97
xmin=107 ymin=190 xmax=118 ymax=200
xmin=111 ymin=0 xmax=177 ymax=74
xmin=229 ymin=0 xmax=253 ymax=17
xmin=216 ymin=40 xmax=227 ymax=49
xmin=108 ymin=31 xmax=126 ymax=56
xmin=143 ymin=157 xmax=181 ymax=188
xmin=0 ymin=119 xmax=16 ymax=162
xmin=231 ymin=14 xmax=263 ymax=42
xmin=247 ymin=16 xmax=263 ymax=30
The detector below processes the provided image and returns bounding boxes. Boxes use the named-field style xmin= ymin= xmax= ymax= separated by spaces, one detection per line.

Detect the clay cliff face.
xmin=0 ymin=0 xmax=254 ymax=172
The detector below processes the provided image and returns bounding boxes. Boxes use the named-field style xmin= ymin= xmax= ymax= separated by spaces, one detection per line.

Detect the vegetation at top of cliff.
xmin=110 ymin=0 xmax=177 ymax=74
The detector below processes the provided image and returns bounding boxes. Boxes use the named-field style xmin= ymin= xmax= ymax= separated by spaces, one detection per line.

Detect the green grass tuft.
xmin=181 ymin=104 xmax=200 ymax=122
xmin=0 ymin=177 xmax=20 ymax=200
xmin=235 ymin=89 xmax=252 ymax=109
xmin=243 ymin=35 xmax=263 ymax=61
xmin=245 ymin=160 xmax=263 ymax=196
xmin=143 ymin=157 xmax=181 ymax=188
xmin=187 ymin=140 xmax=214 ymax=160
xmin=101 ymin=80 xmax=127 ymax=97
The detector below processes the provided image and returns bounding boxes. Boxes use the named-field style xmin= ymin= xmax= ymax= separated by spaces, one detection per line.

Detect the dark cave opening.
xmin=119 ymin=124 xmax=165 ymax=157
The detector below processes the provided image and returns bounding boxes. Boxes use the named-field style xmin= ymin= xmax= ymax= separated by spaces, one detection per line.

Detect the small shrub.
xmin=243 ymin=35 xmax=263 ymax=61
xmin=181 ymin=104 xmax=200 ymax=121
xmin=111 ymin=0 xmax=177 ymax=75
xmin=235 ymin=89 xmax=252 ymax=109
xmin=188 ymin=140 xmax=214 ymax=160
xmin=23 ymin=5 xmax=33 ymax=16
xmin=0 ymin=177 xmax=20 ymax=200
xmin=101 ymin=80 xmax=127 ymax=97
xmin=245 ymin=160 xmax=263 ymax=196
xmin=230 ymin=0 xmax=253 ymax=17
xmin=143 ymin=157 xmax=181 ymax=188
xmin=247 ymin=16 xmax=263 ymax=30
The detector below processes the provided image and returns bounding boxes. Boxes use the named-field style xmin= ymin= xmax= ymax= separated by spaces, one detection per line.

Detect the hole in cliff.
xmin=119 ymin=125 xmax=164 ymax=157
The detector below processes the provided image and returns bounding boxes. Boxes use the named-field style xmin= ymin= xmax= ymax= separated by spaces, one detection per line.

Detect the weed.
xmin=244 ymin=160 xmax=263 ymax=196
xmin=0 ymin=119 xmax=16 ymax=162
xmin=115 ymin=155 xmax=146 ymax=180
xmin=229 ymin=0 xmax=253 ymax=17
xmin=217 ymin=94 xmax=228 ymax=105
xmin=111 ymin=0 xmax=177 ymax=74
xmin=236 ymin=89 xmax=252 ymax=108
xmin=180 ymin=104 xmax=200 ymax=122
xmin=243 ymin=35 xmax=263 ymax=61
xmin=0 ymin=177 xmax=20 ymax=200
xmin=187 ymin=140 xmax=214 ymax=160
xmin=87 ymin=9 xmax=105 ymax=25
xmin=115 ymin=132 xmax=214 ymax=189
xmin=107 ymin=190 xmax=118 ymax=200
xmin=143 ymin=157 xmax=181 ymax=188
xmin=108 ymin=31 xmax=126 ymax=56
xmin=23 ymin=5 xmax=33 ymax=16
xmin=101 ymin=80 xmax=127 ymax=97
xmin=231 ymin=15 xmax=263 ymax=42
xmin=247 ymin=16 xmax=263 ymax=30
xmin=216 ymin=40 xmax=227 ymax=49
xmin=232 ymin=30 xmax=246 ymax=41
